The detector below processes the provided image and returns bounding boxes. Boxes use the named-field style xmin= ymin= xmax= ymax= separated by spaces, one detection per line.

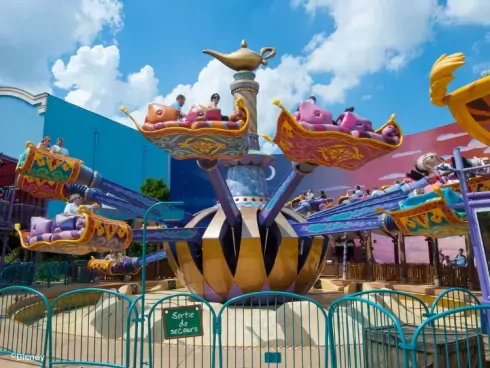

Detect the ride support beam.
xmin=197 ymin=159 xmax=240 ymax=227
xmin=259 ymin=162 xmax=317 ymax=228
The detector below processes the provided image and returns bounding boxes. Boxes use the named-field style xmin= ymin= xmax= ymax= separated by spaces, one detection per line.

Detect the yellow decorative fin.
xmin=261 ymin=134 xmax=275 ymax=142
xmin=429 ymin=53 xmax=465 ymax=107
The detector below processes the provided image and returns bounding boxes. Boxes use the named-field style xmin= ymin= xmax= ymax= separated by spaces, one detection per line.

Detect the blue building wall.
xmin=170 ymin=156 xmax=287 ymax=214
xmin=0 ymin=96 xmax=45 ymax=158
xmin=43 ymin=96 xmax=170 ymax=216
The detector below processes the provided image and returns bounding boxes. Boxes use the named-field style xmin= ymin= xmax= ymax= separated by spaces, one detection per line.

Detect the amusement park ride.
xmin=9 ymin=44 xmax=490 ymax=303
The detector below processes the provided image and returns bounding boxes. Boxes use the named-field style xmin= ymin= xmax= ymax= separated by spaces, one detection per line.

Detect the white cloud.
xmin=440 ymin=154 xmax=453 ymax=160
xmin=392 ymin=150 xmax=421 ymax=158
xmin=0 ymin=0 xmax=123 ymax=93
xmin=436 ymin=132 xmax=468 ymax=141
xmin=472 ymin=32 xmax=490 ymax=54
xmin=459 ymin=138 xmax=487 ymax=152
xmin=484 ymin=147 xmax=490 ymax=154
xmin=361 ymin=94 xmax=372 ymax=101
xmin=472 ymin=62 xmax=490 ymax=76
xmin=52 ymin=45 xmax=159 ymax=123
xmin=114 ymin=54 xmax=312 ymax=146
xmin=296 ymin=0 xmax=436 ymax=104
xmin=437 ymin=0 xmax=490 ymax=25
xmin=378 ymin=173 xmax=406 ymax=181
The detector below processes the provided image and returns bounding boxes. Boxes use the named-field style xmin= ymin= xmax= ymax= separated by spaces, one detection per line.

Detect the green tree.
xmin=140 ymin=178 xmax=170 ymax=202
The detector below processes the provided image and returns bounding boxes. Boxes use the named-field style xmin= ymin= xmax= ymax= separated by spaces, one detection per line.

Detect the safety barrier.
xmin=0 ymin=286 xmax=485 ymax=367
xmin=0 ymin=262 xmax=69 ymax=288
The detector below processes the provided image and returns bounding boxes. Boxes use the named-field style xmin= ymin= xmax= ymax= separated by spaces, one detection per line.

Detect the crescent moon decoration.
xmin=266 ymin=166 xmax=276 ymax=181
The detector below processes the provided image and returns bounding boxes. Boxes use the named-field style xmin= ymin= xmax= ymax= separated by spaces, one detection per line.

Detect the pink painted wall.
xmin=371 ymin=234 xmax=465 ymax=263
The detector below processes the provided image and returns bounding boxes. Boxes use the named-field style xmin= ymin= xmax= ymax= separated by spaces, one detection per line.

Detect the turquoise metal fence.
xmin=0 ymin=285 xmax=49 ymax=366
xmin=410 ymin=305 xmax=488 ymax=367
xmin=350 ymin=289 xmax=430 ymax=325
xmin=217 ymin=291 xmax=329 ymax=368
xmin=0 ymin=285 xmax=488 ymax=367
xmin=146 ymin=293 xmax=217 ymax=368
xmin=48 ymin=288 xmax=139 ymax=368
xmin=328 ymin=296 xmax=409 ymax=367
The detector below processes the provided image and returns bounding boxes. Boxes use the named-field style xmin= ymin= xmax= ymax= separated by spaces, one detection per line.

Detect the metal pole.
xmin=366 ymin=232 xmax=374 ymax=281
xmin=454 ymin=148 xmax=490 ymax=298
xmin=399 ymin=233 xmax=408 ymax=283
xmin=140 ymin=201 xmax=183 ymax=367
xmin=465 ymin=234 xmax=475 ymax=290
xmin=342 ymin=239 xmax=348 ymax=280
xmin=433 ymin=238 xmax=441 ymax=287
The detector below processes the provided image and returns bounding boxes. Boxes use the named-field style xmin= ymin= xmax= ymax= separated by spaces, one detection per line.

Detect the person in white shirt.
xmin=63 ymin=194 xmax=99 ymax=216
xmin=51 ymin=138 xmax=69 ymax=156
xmin=105 ymin=250 xmax=116 ymax=261
xmin=442 ymin=255 xmax=451 ymax=266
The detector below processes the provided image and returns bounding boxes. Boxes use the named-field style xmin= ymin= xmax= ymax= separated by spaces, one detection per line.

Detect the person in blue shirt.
xmin=453 ymin=248 xmax=467 ymax=267
xmin=171 ymin=94 xmax=186 ymax=119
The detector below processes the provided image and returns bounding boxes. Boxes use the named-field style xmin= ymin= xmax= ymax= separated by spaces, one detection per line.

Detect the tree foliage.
xmin=140 ymin=177 xmax=170 ymax=202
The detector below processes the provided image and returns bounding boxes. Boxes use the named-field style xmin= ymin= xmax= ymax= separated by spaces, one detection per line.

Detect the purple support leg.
xmin=259 ymin=162 xmax=317 ymax=228
xmin=197 ymin=159 xmax=240 ymax=227
xmin=453 ymin=149 xmax=490 ymax=299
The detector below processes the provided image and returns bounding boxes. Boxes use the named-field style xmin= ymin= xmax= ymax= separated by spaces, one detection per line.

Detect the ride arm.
xmin=132 ymin=227 xmax=207 ymax=242
xmin=197 ymin=159 xmax=240 ymax=227
xmin=291 ymin=215 xmax=391 ymax=237
xmin=259 ymin=162 xmax=317 ymax=228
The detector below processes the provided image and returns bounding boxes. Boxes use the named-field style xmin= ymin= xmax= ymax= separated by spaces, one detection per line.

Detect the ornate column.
xmin=203 ymin=40 xmax=276 ymax=202
xmin=231 ymin=71 xmax=259 ymax=136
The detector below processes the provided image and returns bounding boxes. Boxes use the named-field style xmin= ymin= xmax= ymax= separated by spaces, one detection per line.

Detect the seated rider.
xmin=334 ymin=106 xmax=355 ymax=126
xmin=295 ymin=95 xmax=316 ymax=112
xmin=50 ymin=138 xmax=69 ymax=156
xmin=208 ymin=93 xmax=229 ymax=121
xmin=63 ymin=194 xmax=100 ymax=216
xmin=37 ymin=136 xmax=51 ymax=150
xmin=171 ymin=94 xmax=187 ymax=119
xmin=105 ymin=250 xmax=116 ymax=261
xmin=315 ymin=190 xmax=327 ymax=199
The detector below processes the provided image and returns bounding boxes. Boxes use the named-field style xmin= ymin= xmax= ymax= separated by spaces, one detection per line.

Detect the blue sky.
xmin=114 ymin=0 xmax=490 ymax=135
xmin=1 ymin=0 xmax=490 ymax=151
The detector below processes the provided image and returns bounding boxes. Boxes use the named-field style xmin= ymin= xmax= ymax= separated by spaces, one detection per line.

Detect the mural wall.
xmin=171 ymin=121 xmax=485 ymax=263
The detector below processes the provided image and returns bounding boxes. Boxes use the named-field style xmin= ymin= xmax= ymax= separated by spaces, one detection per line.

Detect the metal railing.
xmin=0 ymin=285 xmax=486 ymax=367
xmin=0 ymin=262 xmax=69 ymax=288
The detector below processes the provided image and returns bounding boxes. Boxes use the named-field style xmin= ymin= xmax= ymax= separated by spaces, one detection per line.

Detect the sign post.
xmin=162 ymin=305 xmax=204 ymax=340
